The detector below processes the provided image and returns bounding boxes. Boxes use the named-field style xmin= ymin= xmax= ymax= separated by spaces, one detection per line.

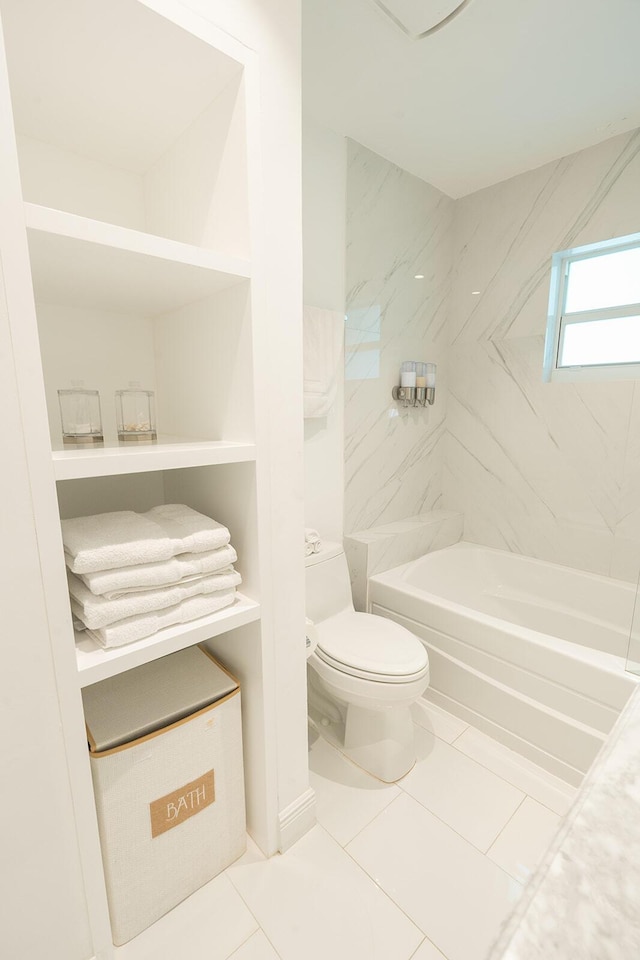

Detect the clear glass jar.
xmin=58 ymin=382 xmax=103 ymax=444
xmin=115 ymin=382 xmax=157 ymax=442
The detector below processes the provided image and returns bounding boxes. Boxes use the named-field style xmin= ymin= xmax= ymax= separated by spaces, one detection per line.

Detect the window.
xmin=543 ymin=232 xmax=640 ymax=382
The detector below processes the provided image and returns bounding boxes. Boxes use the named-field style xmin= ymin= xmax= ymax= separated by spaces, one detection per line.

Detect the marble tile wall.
xmin=443 ymin=129 xmax=640 ymax=580
xmin=344 ymin=141 xmax=454 ymax=534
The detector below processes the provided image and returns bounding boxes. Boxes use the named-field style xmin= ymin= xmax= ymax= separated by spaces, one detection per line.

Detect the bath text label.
xmin=150 ymin=769 xmax=215 ymax=837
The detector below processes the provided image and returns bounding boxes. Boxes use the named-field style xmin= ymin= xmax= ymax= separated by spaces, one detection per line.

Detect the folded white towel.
xmin=81 ymin=589 xmax=237 ymax=648
xmin=303 ymin=305 xmax=343 ymax=419
xmin=304 ymin=527 xmax=322 ymax=557
xmin=69 ymin=566 xmax=241 ymax=629
xmin=146 ymin=504 xmax=229 ymax=555
xmin=77 ymin=544 xmax=237 ymax=598
xmin=62 ymin=504 xmax=231 ymax=574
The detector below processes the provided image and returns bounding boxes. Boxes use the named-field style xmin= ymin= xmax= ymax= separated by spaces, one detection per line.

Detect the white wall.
xmin=302 ymin=119 xmax=346 ymax=542
xmin=444 ymin=128 xmax=640 ymax=581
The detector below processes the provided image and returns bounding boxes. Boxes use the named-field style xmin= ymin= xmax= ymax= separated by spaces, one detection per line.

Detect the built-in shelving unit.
xmin=52 ymin=438 xmax=257 ymax=480
xmin=25 ymin=203 xmax=251 ymax=314
xmin=0 ymin=0 xmax=298 ymax=956
xmin=75 ymin=593 xmax=261 ymax=687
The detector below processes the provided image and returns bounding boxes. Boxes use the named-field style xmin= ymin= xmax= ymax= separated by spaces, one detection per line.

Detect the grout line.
xmin=225 ymin=870 xmax=283 ymax=958
xmin=394 ymin=768 xmax=525 ymax=858
xmin=448 ymin=731 xmax=578 ymax=817
xmin=335 ymin=813 xmax=434 ymax=944
xmin=340 ymin=783 xmax=401 ymax=849
xmin=224 ymin=928 xmax=277 ymax=960
xmin=484 ymin=793 xmax=528 ymax=858
xmin=409 ymin=933 xmax=450 ymax=960
xmin=425 ymin=709 xmax=578 ymax=810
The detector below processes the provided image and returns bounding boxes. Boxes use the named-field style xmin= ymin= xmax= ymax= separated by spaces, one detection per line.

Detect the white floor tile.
xmin=309 ymin=733 xmax=400 ymax=845
xmin=453 ymin=726 xmax=577 ymax=816
xmin=412 ymin=698 xmax=469 ymax=743
xmin=347 ymin=793 xmax=522 ymax=960
xmin=487 ymin=797 xmax=561 ymax=884
xmin=228 ymin=931 xmax=281 ymax=960
xmin=410 ymin=937 xmax=448 ymax=959
xmin=400 ymin=726 xmax=525 ymax=851
xmin=114 ymin=874 xmax=258 ymax=960
xmin=226 ymin=824 xmax=423 ymax=960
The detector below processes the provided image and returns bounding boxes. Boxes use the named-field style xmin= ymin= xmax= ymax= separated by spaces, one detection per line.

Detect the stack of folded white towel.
xmin=63 ymin=504 xmax=241 ymax=648
xmin=305 ymin=528 xmax=322 ymax=557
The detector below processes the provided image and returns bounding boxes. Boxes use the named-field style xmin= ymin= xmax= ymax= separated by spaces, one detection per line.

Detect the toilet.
xmin=306 ymin=541 xmax=430 ymax=782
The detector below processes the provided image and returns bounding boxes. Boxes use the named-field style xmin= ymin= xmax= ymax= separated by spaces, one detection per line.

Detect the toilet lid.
xmin=315 ymin=611 xmax=429 ymax=681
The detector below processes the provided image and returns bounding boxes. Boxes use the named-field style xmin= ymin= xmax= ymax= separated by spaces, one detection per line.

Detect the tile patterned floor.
xmin=119 ymin=700 xmax=577 ymax=960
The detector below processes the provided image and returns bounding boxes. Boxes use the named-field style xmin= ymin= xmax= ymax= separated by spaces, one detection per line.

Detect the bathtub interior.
xmin=381 ymin=542 xmax=635 ymax=657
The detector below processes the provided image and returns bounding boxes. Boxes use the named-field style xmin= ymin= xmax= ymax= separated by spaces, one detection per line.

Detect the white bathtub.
xmin=368 ymin=542 xmax=639 ymax=784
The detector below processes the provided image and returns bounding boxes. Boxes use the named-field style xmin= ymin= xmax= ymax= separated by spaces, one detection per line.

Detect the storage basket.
xmin=82 ymin=645 xmax=246 ymax=945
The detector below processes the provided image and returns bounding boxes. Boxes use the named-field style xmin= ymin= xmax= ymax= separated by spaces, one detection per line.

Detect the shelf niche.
xmin=2 ymin=0 xmax=250 ymax=259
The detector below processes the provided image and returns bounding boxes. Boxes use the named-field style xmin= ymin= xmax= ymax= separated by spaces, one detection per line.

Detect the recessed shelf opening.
xmin=1 ymin=0 xmax=250 ymax=257
xmin=36 ymin=277 xmax=254 ymax=455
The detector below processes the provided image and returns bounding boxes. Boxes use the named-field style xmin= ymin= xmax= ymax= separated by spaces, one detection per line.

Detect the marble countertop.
xmin=491 ymin=684 xmax=640 ymax=960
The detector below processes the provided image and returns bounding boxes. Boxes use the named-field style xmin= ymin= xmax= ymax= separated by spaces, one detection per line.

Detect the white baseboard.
xmin=278 ymin=787 xmax=316 ymax=852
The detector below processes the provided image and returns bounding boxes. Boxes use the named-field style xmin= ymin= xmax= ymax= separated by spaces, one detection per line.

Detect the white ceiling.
xmin=303 ymin=0 xmax=640 ymax=197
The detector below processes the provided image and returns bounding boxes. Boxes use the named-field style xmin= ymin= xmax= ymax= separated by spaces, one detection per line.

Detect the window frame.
xmin=543 ymin=231 xmax=640 ymax=383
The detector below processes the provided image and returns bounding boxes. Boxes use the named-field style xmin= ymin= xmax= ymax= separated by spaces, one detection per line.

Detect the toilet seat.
xmin=315 ymin=611 xmax=429 ymax=683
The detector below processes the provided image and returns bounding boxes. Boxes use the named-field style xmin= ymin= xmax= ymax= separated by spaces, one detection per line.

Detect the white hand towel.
xmin=78 ymin=544 xmax=237 ymax=598
xmin=62 ymin=504 xmax=231 ymax=574
xmin=305 ymin=527 xmax=321 ymax=543
xmin=68 ymin=566 xmax=241 ymax=629
xmin=303 ymin=305 xmax=343 ymax=419
xmin=80 ymin=589 xmax=237 ymax=648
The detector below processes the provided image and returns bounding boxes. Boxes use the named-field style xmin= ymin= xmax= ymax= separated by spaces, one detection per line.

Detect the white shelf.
xmin=52 ymin=436 xmax=256 ymax=481
xmin=76 ymin=592 xmax=260 ymax=687
xmin=25 ymin=203 xmax=251 ymax=314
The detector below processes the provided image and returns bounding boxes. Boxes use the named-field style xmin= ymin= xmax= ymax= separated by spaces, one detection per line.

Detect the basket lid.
xmin=82 ymin=646 xmax=238 ymax=753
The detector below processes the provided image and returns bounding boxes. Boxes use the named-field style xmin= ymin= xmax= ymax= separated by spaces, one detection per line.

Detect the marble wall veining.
xmin=344 ymin=141 xmax=454 ymax=534
xmin=443 ymin=129 xmax=640 ymax=581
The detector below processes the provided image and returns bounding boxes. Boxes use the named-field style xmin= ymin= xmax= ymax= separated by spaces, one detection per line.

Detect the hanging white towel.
xmin=303 ymin=305 xmax=343 ymax=419
xmin=78 ymin=543 xmax=238 ymax=598
xmin=81 ymin=590 xmax=237 ymax=648
xmin=68 ymin=566 xmax=241 ymax=629
xmin=62 ymin=504 xmax=230 ymax=574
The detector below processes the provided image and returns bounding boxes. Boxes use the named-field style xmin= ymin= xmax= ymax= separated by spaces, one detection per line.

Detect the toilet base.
xmin=308 ymin=675 xmax=417 ymax=782
xmin=343 ymin=702 xmax=416 ymax=782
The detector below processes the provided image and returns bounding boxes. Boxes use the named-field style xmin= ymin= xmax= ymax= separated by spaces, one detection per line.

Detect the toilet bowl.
xmin=306 ymin=541 xmax=429 ymax=782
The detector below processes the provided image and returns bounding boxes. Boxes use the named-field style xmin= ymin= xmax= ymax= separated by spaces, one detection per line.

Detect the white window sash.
xmin=543 ymin=231 xmax=640 ymax=383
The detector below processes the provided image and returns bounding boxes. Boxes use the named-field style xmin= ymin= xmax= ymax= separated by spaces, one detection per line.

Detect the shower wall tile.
xmin=451 ymin=130 xmax=640 ymax=346
xmin=444 ymin=128 xmax=640 ymax=581
xmin=344 ymin=141 xmax=454 ymax=534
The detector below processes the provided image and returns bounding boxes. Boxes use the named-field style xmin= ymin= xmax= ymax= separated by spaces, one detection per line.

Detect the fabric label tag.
xmin=150 ymin=769 xmax=215 ymax=838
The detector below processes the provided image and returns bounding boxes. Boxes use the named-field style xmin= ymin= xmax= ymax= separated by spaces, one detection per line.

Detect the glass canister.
xmin=58 ymin=381 xmax=103 ymax=444
xmin=115 ymin=382 xmax=157 ymax=442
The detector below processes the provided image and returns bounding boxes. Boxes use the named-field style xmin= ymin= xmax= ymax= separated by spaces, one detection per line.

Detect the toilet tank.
xmin=305 ymin=541 xmax=355 ymax=623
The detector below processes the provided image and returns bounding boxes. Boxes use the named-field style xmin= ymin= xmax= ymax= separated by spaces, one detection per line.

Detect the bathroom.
xmin=2 ymin=1 xmax=640 ymax=959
